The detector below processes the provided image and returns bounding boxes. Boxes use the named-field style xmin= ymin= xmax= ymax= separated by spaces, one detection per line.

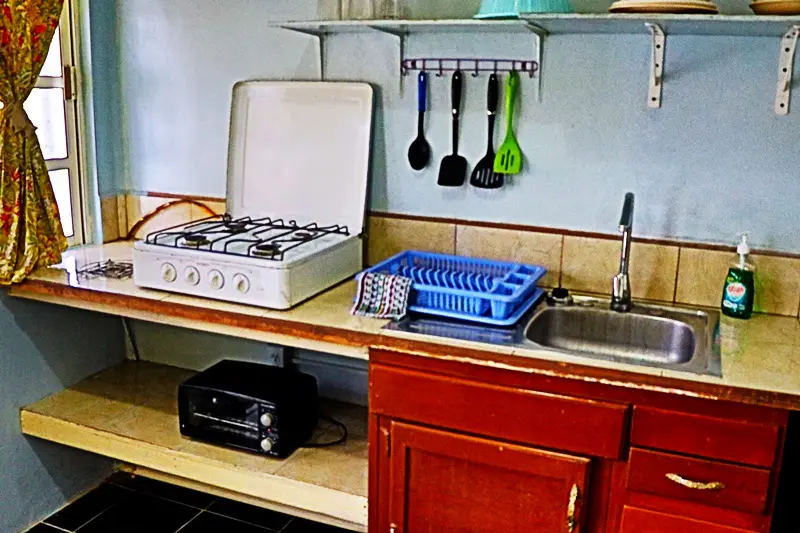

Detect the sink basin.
xmin=524 ymin=298 xmax=721 ymax=376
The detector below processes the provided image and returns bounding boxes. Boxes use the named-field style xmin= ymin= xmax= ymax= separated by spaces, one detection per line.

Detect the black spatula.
xmin=437 ymin=70 xmax=467 ymax=187
xmin=470 ymin=73 xmax=503 ymax=189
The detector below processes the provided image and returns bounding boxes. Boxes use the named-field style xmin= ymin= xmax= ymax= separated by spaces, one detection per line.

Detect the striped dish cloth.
xmin=351 ymin=272 xmax=413 ymax=319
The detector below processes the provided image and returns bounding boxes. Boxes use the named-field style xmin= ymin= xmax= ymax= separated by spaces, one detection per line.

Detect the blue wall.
xmin=0 ymin=295 xmax=125 ymax=533
xmin=91 ymin=0 xmax=800 ymax=251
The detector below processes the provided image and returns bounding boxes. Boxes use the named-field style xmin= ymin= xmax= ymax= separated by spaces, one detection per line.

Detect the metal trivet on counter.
xmin=77 ymin=260 xmax=134 ymax=280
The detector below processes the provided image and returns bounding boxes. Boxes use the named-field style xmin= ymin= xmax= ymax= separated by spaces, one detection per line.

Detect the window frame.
xmin=33 ymin=0 xmax=86 ymax=246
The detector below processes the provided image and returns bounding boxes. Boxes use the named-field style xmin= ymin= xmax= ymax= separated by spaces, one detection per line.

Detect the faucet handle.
xmin=619 ymin=193 xmax=635 ymax=231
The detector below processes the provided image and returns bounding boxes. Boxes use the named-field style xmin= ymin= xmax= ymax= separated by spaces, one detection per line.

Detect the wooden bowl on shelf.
xmin=749 ymin=0 xmax=800 ymax=14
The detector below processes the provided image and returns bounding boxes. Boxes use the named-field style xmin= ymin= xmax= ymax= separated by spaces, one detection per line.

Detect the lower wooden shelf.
xmin=20 ymin=361 xmax=368 ymax=531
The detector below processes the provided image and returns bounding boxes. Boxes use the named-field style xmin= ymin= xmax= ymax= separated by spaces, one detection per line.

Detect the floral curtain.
xmin=0 ymin=0 xmax=67 ymax=285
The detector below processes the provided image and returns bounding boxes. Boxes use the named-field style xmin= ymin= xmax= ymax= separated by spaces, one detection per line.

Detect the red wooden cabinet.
xmin=369 ymin=350 xmax=789 ymax=533
xmin=387 ymin=421 xmax=591 ymax=533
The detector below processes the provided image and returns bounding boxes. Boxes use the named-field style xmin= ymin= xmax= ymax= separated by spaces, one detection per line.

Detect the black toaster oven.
xmin=178 ymin=360 xmax=318 ymax=459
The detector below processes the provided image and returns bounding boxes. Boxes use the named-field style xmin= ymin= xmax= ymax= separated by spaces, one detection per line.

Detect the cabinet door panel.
xmin=631 ymin=406 xmax=780 ymax=468
xmin=389 ymin=421 xmax=590 ymax=533
xmin=619 ymin=506 xmax=759 ymax=533
xmin=371 ymin=363 xmax=629 ymax=459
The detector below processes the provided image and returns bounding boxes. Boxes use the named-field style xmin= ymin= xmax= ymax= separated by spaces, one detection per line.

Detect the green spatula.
xmin=494 ymin=71 xmax=522 ymax=175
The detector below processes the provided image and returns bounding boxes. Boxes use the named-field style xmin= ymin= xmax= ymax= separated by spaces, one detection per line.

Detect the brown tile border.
xmin=368 ymin=211 xmax=800 ymax=260
xmin=139 ymin=191 xmax=226 ymax=204
xmin=118 ymin=193 xmax=799 ymax=260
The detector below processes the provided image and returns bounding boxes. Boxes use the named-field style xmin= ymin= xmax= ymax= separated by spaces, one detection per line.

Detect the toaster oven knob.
xmin=260 ymin=437 xmax=275 ymax=453
xmin=184 ymin=266 xmax=200 ymax=286
xmin=260 ymin=413 xmax=274 ymax=428
xmin=161 ymin=263 xmax=177 ymax=283
xmin=233 ymin=274 xmax=250 ymax=294
xmin=209 ymin=270 xmax=225 ymax=290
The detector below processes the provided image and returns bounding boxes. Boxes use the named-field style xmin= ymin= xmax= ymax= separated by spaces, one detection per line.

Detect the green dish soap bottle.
xmin=721 ymin=233 xmax=755 ymax=320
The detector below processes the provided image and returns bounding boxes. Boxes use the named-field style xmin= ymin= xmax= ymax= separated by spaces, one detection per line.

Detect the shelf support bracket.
xmin=645 ymin=23 xmax=665 ymax=109
xmin=280 ymin=26 xmax=327 ymax=81
xmin=525 ymin=22 xmax=547 ymax=102
xmin=775 ymin=25 xmax=800 ymax=115
xmin=369 ymin=26 xmax=408 ymax=95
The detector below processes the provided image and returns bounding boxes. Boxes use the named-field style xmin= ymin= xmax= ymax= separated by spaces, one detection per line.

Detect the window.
xmin=25 ymin=1 xmax=84 ymax=244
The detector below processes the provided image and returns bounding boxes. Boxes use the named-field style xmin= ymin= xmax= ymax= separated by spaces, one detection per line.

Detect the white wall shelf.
xmin=275 ymin=16 xmax=800 ymax=113
xmin=277 ymin=15 xmax=800 ymax=37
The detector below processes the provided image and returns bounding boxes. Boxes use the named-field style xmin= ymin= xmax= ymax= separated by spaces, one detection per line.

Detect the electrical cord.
xmin=302 ymin=413 xmax=348 ymax=448
xmin=122 ymin=317 xmax=141 ymax=362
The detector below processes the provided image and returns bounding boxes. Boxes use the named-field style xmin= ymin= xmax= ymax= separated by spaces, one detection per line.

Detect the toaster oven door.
xmin=180 ymin=389 xmax=264 ymax=449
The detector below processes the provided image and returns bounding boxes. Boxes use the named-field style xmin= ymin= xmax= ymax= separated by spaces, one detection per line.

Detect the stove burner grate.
xmin=145 ymin=215 xmax=350 ymax=261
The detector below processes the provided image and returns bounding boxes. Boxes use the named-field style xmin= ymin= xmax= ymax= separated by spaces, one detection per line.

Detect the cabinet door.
xmin=388 ymin=421 xmax=591 ymax=533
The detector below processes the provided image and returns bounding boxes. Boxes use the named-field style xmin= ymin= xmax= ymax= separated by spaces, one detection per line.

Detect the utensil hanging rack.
xmin=401 ymin=58 xmax=539 ymax=79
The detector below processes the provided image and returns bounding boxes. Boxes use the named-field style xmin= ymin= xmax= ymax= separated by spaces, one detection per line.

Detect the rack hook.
xmin=472 ymin=60 xmax=480 ymax=78
xmin=437 ymin=61 xmax=443 ymax=77
xmin=493 ymin=60 xmax=498 ymax=74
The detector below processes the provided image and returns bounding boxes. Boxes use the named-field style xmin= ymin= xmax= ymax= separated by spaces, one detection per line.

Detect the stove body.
xmin=133 ymin=81 xmax=374 ymax=309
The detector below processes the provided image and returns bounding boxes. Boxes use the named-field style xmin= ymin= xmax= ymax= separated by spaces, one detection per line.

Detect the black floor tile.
xmin=44 ymin=483 xmax=131 ymax=531
xmin=26 ymin=525 xmax=62 ymax=533
xmin=206 ymin=499 xmax=292 ymax=531
xmin=76 ymin=492 xmax=198 ymax=533
xmin=179 ymin=512 xmax=272 ymax=532
xmin=111 ymin=476 xmax=216 ymax=509
xmin=282 ymin=518 xmax=347 ymax=533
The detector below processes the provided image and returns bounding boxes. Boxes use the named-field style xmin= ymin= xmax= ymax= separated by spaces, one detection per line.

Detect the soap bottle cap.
xmin=737 ymin=233 xmax=750 ymax=256
xmin=737 ymin=233 xmax=750 ymax=269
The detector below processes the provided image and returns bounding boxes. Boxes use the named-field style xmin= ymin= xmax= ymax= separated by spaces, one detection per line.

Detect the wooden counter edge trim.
xmin=20 ymin=410 xmax=368 ymax=527
xmin=370 ymin=343 xmax=800 ymax=412
xmin=119 ymin=465 xmax=365 ymax=532
xmin=10 ymin=280 xmax=377 ymax=350
xmin=11 ymin=279 xmax=800 ymax=412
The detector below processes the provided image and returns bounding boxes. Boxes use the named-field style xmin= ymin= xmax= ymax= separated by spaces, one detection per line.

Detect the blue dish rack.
xmin=362 ymin=251 xmax=547 ymax=326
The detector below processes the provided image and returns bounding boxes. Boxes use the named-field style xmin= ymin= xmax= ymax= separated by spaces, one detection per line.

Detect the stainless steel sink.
xmin=383 ymin=295 xmax=721 ymax=377
xmin=523 ymin=297 xmax=721 ymax=376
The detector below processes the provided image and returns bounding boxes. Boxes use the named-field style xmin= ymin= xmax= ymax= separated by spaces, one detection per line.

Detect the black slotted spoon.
xmin=437 ymin=70 xmax=467 ymax=187
xmin=470 ymin=73 xmax=503 ymax=189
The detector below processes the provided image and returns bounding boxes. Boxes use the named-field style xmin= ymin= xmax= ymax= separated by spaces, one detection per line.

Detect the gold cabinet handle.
xmin=567 ymin=484 xmax=579 ymax=532
xmin=666 ymin=473 xmax=726 ymax=491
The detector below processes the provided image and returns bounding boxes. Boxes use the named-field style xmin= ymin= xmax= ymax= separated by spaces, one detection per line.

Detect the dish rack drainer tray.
xmin=363 ymin=251 xmax=547 ymax=326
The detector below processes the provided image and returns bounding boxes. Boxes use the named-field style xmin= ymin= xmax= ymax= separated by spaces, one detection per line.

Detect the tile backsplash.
xmin=114 ymin=194 xmax=800 ymax=318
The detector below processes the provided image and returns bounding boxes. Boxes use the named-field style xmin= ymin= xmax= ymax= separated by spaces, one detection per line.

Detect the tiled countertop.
xmin=10 ymin=241 xmax=800 ymax=410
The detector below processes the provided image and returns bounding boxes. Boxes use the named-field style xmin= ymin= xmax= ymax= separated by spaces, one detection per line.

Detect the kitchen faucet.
xmin=611 ymin=192 xmax=635 ymax=312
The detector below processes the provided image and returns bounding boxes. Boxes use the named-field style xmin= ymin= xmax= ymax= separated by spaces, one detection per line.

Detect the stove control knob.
xmin=184 ymin=266 xmax=200 ymax=286
xmin=260 ymin=437 xmax=275 ymax=453
xmin=260 ymin=413 xmax=274 ymax=428
xmin=161 ymin=263 xmax=177 ymax=283
xmin=233 ymin=274 xmax=250 ymax=294
xmin=209 ymin=270 xmax=224 ymax=290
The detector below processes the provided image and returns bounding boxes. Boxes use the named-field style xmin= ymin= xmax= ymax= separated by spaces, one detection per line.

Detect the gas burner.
xmin=181 ymin=235 xmax=210 ymax=248
xmin=251 ymin=242 xmax=282 ymax=258
xmin=294 ymin=231 xmax=316 ymax=241
xmin=224 ymin=220 xmax=250 ymax=233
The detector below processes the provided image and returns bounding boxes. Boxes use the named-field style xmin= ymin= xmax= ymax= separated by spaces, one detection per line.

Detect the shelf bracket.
xmin=525 ymin=22 xmax=547 ymax=102
xmin=280 ymin=26 xmax=327 ymax=81
xmin=645 ymin=23 xmax=665 ymax=109
xmin=369 ymin=26 xmax=408 ymax=95
xmin=775 ymin=25 xmax=800 ymax=115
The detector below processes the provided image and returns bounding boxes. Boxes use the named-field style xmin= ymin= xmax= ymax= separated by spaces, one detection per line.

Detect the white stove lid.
xmin=226 ymin=81 xmax=373 ymax=234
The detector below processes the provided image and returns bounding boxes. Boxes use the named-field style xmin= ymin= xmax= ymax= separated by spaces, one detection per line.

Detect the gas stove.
xmin=133 ymin=81 xmax=373 ymax=309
